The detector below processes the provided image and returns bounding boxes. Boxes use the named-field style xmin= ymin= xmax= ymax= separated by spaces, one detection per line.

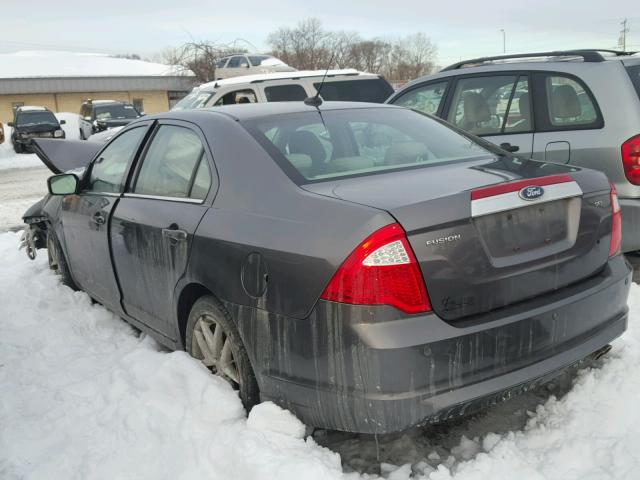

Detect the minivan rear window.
xmin=314 ymin=78 xmax=394 ymax=103
xmin=627 ymin=65 xmax=640 ymax=99
xmin=265 ymin=84 xmax=307 ymax=102
xmin=244 ymin=107 xmax=492 ymax=183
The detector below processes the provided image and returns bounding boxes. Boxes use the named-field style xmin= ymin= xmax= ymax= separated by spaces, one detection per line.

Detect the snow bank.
xmin=0 ymin=232 xmax=344 ymax=480
xmin=0 ymin=224 xmax=639 ymax=479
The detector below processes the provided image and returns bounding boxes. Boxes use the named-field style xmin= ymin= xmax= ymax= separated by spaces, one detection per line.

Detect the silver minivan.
xmin=388 ymin=50 xmax=640 ymax=253
xmin=172 ymin=69 xmax=394 ymax=110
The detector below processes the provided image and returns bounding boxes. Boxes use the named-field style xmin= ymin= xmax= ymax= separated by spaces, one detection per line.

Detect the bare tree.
xmin=266 ymin=18 xmax=437 ymax=83
xmin=268 ymin=18 xmax=334 ymax=70
xmin=159 ymin=19 xmax=438 ymax=84
xmin=162 ymin=41 xmax=248 ymax=83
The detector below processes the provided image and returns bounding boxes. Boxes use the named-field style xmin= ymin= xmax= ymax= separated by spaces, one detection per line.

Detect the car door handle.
xmin=91 ymin=212 xmax=106 ymax=225
xmin=162 ymin=228 xmax=187 ymax=244
xmin=500 ymin=142 xmax=520 ymax=153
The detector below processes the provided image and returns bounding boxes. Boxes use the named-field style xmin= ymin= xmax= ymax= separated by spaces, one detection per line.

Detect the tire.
xmin=47 ymin=229 xmax=78 ymax=290
xmin=185 ymin=296 xmax=260 ymax=411
xmin=13 ymin=141 xmax=23 ymax=154
xmin=79 ymin=128 xmax=85 ymax=140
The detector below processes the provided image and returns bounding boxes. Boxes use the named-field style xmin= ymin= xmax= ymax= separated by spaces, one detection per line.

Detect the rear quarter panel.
xmin=181 ymin=114 xmax=393 ymax=320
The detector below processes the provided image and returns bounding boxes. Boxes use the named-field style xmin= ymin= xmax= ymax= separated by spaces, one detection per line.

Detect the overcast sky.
xmin=1 ymin=0 xmax=638 ymax=67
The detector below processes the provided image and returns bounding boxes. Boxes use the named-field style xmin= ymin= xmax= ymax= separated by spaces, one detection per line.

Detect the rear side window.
xmin=227 ymin=56 xmax=249 ymax=68
xmin=214 ymin=88 xmax=257 ymax=105
xmin=446 ymin=75 xmax=532 ymax=136
xmin=541 ymin=74 xmax=601 ymax=129
xmin=391 ymin=81 xmax=448 ymax=116
xmin=627 ymin=65 xmax=640 ymax=99
xmin=314 ymin=78 xmax=394 ymax=103
xmin=134 ymin=125 xmax=209 ymax=199
xmin=264 ymin=84 xmax=307 ymax=102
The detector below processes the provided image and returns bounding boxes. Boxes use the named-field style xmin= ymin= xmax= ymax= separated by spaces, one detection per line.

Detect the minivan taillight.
xmin=622 ymin=134 xmax=640 ymax=185
xmin=609 ymin=183 xmax=622 ymax=257
xmin=320 ymin=223 xmax=431 ymax=314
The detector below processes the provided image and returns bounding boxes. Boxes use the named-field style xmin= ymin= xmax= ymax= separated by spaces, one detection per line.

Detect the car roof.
xmin=151 ymin=101 xmax=401 ymax=122
xmin=84 ymin=100 xmax=122 ymax=105
xmin=16 ymin=106 xmax=49 ymax=112
xmin=196 ymin=69 xmax=376 ymax=91
xmin=401 ymin=50 xmax=640 ymax=89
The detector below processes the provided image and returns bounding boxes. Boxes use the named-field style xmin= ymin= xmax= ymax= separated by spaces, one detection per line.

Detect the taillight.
xmin=320 ymin=223 xmax=431 ymax=314
xmin=622 ymin=134 xmax=640 ymax=185
xmin=609 ymin=183 xmax=622 ymax=257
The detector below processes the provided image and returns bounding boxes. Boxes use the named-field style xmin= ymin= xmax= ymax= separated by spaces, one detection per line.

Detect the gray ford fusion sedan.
xmin=24 ymin=101 xmax=630 ymax=434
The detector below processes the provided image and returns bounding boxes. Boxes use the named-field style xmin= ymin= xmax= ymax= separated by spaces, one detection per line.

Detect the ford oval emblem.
xmin=519 ymin=185 xmax=544 ymax=201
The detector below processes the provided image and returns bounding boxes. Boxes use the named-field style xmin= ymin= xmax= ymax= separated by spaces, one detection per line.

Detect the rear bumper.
xmin=250 ymin=255 xmax=631 ymax=434
xmin=620 ymin=198 xmax=640 ymax=252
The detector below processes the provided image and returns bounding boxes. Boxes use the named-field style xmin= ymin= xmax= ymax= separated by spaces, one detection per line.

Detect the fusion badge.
xmin=426 ymin=234 xmax=461 ymax=246
xmin=518 ymin=185 xmax=545 ymax=201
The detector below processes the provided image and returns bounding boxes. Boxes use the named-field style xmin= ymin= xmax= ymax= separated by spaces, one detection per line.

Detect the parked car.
xmin=7 ymin=106 xmax=66 ymax=153
xmin=214 ymin=54 xmax=295 ymax=79
xmin=387 ymin=49 xmax=640 ymax=254
xmin=79 ymin=100 xmax=142 ymax=140
xmin=172 ymin=70 xmax=394 ymax=110
xmin=24 ymin=101 xmax=630 ymax=434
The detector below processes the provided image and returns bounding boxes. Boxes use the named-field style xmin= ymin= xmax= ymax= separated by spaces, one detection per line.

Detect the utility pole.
xmin=500 ymin=29 xmax=506 ymax=54
xmin=619 ymin=18 xmax=629 ymax=52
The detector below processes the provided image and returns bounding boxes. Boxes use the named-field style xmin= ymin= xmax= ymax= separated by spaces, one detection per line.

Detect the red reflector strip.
xmin=471 ymin=174 xmax=574 ymax=200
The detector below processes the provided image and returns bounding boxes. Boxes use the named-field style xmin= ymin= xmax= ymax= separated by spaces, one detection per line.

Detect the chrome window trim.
xmin=123 ymin=193 xmax=205 ymax=204
xmin=82 ymin=191 xmax=121 ymax=198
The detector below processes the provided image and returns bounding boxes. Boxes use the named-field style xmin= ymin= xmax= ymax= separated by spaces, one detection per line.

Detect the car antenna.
xmin=304 ymin=54 xmax=334 ymax=108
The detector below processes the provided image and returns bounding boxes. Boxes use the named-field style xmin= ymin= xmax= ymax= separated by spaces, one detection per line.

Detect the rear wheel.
xmin=47 ymin=230 xmax=78 ymax=290
xmin=13 ymin=141 xmax=23 ymax=154
xmin=79 ymin=128 xmax=85 ymax=140
xmin=185 ymin=296 xmax=260 ymax=411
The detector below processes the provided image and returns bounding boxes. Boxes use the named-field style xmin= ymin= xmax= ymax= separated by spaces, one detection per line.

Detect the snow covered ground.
xmin=1 ymin=152 xmax=640 ymax=478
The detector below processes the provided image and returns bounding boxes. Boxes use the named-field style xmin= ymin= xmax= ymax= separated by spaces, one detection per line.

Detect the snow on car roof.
xmin=16 ymin=106 xmax=48 ymax=112
xmin=0 ymin=51 xmax=191 ymax=79
xmin=197 ymin=69 xmax=374 ymax=90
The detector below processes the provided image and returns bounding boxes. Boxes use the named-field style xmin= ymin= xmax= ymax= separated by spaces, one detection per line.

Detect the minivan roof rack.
xmin=441 ymin=49 xmax=636 ymax=71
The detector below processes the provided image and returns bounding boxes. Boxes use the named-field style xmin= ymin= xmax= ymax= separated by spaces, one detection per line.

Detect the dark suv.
xmin=79 ymin=100 xmax=142 ymax=140
xmin=8 ymin=106 xmax=65 ymax=153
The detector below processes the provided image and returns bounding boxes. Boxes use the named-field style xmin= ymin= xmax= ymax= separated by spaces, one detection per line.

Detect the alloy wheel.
xmin=192 ymin=314 xmax=241 ymax=387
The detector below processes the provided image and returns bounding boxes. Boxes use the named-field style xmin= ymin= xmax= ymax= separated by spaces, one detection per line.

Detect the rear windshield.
xmin=172 ymin=90 xmax=213 ymax=110
xmin=314 ymin=78 xmax=394 ymax=103
xmin=16 ymin=111 xmax=58 ymax=126
xmin=627 ymin=65 xmax=640 ymax=99
xmin=244 ymin=107 xmax=492 ymax=183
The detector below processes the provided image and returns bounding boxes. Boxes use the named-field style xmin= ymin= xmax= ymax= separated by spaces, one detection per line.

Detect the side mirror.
xmin=8 ymin=122 xmax=14 ymax=127
xmin=48 ymin=173 xmax=79 ymax=195
xmin=59 ymin=120 xmax=66 ymax=125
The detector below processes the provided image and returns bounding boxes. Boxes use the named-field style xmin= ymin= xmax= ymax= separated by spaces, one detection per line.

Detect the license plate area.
xmin=474 ymin=197 xmax=581 ymax=267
